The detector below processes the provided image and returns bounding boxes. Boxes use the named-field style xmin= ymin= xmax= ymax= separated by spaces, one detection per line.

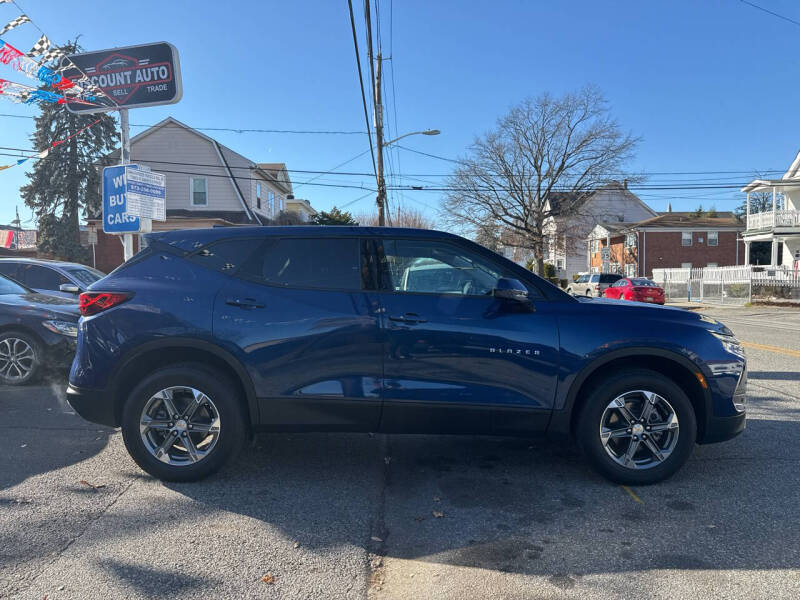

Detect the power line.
xmin=347 ymin=0 xmax=378 ymax=178
xmin=0 ymin=112 xmax=365 ymax=135
xmin=738 ymin=0 xmax=800 ymax=28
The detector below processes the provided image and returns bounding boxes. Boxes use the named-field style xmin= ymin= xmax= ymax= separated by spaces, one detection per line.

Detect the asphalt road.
xmin=1 ymin=305 xmax=799 ymax=599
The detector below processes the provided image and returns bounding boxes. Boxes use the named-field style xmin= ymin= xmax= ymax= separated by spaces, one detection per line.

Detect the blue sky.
xmin=0 ymin=0 xmax=799 ymax=227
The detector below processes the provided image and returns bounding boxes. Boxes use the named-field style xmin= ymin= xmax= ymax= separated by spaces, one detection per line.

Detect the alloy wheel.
xmin=139 ymin=386 xmax=221 ymax=466
xmin=0 ymin=337 xmax=35 ymax=382
xmin=599 ymin=389 xmax=680 ymax=470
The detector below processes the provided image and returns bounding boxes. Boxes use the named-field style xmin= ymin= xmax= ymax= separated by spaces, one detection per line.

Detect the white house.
xmin=741 ymin=150 xmax=800 ymax=268
xmin=542 ymin=181 xmax=657 ymax=280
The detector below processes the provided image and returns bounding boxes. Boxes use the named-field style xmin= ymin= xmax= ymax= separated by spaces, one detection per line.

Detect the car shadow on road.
xmin=0 ymin=380 xmax=114 ymax=492
xmin=748 ymin=371 xmax=800 ymax=381
xmin=163 ymin=410 xmax=800 ymax=580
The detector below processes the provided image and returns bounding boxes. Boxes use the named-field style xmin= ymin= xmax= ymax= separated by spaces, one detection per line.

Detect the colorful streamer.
xmin=0 ymin=38 xmax=96 ymax=100
xmin=0 ymin=77 xmax=97 ymax=106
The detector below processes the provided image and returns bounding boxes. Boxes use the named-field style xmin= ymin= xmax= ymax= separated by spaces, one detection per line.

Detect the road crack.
xmin=366 ymin=434 xmax=390 ymax=598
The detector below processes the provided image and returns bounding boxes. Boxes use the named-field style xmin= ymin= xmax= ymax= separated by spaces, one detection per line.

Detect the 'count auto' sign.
xmin=62 ymin=42 xmax=182 ymax=114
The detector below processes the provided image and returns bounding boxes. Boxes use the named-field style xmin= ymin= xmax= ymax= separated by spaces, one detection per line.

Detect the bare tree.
xmin=357 ymin=203 xmax=436 ymax=229
xmin=442 ymin=86 xmax=639 ymax=274
xmin=737 ymin=172 xmax=783 ymax=218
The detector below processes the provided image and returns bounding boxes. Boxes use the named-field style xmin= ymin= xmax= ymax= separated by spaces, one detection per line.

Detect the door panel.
xmin=375 ymin=238 xmax=560 ymax=435
xmin=211 ymin=237 xmax=383 ymax=431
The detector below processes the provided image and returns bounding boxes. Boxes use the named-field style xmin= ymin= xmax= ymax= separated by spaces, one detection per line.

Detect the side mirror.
xmin=493 ymin=278 xmax=529 ymax=302
xmin=59 ymin=283 xmax=80 ymax=294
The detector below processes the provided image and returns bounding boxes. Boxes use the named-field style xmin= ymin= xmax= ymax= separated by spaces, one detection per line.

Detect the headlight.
xmin=711 ymin=331 xmax=745 ymax=358
xmin=42 ymin=320 xmax=78 ymax=338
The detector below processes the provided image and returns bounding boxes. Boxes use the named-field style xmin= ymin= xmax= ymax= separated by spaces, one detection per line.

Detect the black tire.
xmin=576 ymin=368 xmax=697 ymax=485
xmin=0 ymin=329 xmax=42 ymax=386
xmin=120 ymin=364 xmax=247 ymax=482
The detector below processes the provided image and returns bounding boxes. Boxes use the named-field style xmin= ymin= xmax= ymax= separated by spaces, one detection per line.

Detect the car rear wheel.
xmin=121 ymin=365 xmax=247 ymax=482
xmin=577 ymin=368 xmax=697 ymax=484
xmin=0 ymin=330 xmax=41 ymax=386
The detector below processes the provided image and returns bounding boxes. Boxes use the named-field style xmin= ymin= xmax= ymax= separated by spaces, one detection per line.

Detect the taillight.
xmin=79 ymin=292 xmax=133 ymax=316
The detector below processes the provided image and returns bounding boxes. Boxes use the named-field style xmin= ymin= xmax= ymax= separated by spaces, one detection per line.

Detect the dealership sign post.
xmin=62 ymin=42 xmax=181 ymax=259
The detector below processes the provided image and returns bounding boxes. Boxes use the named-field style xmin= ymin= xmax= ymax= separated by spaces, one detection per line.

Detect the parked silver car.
xmin=0 ymin=258 xmax=105 ymax=300
xmin=568 ymin=272 xmax=623 ymax=297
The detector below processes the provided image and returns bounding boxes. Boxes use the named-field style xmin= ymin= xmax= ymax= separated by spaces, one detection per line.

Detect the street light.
xmin=376 ymin=129 xmax=440 ymax=225
xmin=382 ymin=129 xmax=440 ymax=148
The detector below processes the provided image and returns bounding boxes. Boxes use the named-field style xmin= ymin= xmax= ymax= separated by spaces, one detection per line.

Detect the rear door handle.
xmin=226 ymin=297 xmax=264 ymax=309
xmin=388 ymin=312 xmax=427 ymax=324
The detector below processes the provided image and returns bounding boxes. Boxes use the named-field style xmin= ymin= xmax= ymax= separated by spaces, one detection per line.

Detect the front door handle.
xmin=226 ymin=297 xmax=264 ymax=309
xmin=388 ymin=312 xmax=427 ymax=324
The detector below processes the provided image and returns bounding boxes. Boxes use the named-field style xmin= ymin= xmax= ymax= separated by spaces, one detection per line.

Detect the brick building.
xmin=587 ymin=212 xmax=745 ymax=277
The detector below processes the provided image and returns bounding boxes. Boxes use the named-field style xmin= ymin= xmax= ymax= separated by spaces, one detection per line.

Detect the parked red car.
xmin=602 ymin=277 xmax=665 ymax=305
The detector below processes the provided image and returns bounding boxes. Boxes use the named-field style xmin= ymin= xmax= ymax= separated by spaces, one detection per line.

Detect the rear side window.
xmin=18 ymin=264 xmax=69 ymax=290
xmin=190 ymin=238 xmax=264 ymax=274
xmin=241 ymin=237 xmax=362 ymax=290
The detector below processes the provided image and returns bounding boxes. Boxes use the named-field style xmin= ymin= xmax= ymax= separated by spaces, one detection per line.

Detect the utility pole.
xmin=374 ymin=53 xmax=387 ymax=226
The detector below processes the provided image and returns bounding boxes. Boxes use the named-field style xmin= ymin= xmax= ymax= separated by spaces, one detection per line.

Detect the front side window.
xmin=379 ymin=239 xmax=529 ymax=297
xmin=590 ymin=274 xmax=600 ymax=283
xmin=241 ymin=237 xmax=362 ymax=290
xmin=191 ymin=177 xmax=208 ymax=206
xmin=708 ymin=231 xmax=718 ymax=246
xmin=681 ymin=232 xmax=692 ymax=246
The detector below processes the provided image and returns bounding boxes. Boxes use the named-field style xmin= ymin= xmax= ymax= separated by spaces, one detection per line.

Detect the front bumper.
xmin=700 ymin=411 xmax=746 ymax=444
xmin=66 ymin=384 xmax=118 ymax=427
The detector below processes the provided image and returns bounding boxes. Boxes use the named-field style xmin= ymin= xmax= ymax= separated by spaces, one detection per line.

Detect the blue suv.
xmin=67 ymin=227 xmax=747 ymax=484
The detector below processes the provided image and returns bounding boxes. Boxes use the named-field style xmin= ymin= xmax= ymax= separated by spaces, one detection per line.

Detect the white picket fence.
xmin=652 ymin=265 xmax=800 ymax=304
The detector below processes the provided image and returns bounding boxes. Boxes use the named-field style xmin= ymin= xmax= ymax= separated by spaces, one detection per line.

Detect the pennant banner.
xmin=28 ymin=34 xmax=50 ymax=57
xmin=0 ymin=117 xmax=102 ymax=173
xmin=0 ymin=15 xmax=29 ymax=37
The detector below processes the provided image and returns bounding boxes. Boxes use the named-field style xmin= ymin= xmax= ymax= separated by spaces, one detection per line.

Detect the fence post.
xmin=748 ymin=268 xmax=752 ymax=305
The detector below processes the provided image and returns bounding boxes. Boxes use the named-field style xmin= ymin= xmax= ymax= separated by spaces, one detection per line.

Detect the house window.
xmin=190 ymin=177 xmax=208 ymax=206
xmin=681 ymin=262 xmax=692 ymax=269
xmin=681 ymin=232 xmax=692 ymax=247
xmin=590 ymin=239 xmax=599 ymax=254
xmin=256 ymin=183 xmax=262 ymax=210
xmin=707 ymin=231 xmax=718 ymax=246
xmin=625 ymin=263 xmax=635 ymax=277
xmin=268 ymin=191 xmax=275 ymax=214
xmin=555 ymin=258 xmax=564 ymax=271
xmin=625 ymin=233 xmax=636 ymax=248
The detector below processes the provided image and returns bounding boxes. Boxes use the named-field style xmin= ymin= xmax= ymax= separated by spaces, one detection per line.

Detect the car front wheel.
xmin=0 ymin=330 xmax=41 ymax=386
xmin=577 ymin=368 xmax=697 ymax=484
xmin=121 ymin=365 xmax=247 ymax=482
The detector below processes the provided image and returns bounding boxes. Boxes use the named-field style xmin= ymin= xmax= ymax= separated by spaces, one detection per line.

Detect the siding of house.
xmin=130 ymin=125 xmax=244 ymax=213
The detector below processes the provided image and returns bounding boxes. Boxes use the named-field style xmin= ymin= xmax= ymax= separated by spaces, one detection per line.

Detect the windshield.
xmin=65 ymin=267 xmax=105 ymax=287
xmin=0 ymin=274 xmax=28 ymax=295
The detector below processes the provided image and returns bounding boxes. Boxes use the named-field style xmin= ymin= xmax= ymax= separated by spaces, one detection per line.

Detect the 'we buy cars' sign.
xmin=61 ymin=42 xmax=182 ymax=114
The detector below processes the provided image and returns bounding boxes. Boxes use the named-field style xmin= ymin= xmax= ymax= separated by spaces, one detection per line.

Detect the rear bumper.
xmin=699 ymin=411 xmax=746 ymax=444
xmin=66 ymin=384 xmax=118 ymax=427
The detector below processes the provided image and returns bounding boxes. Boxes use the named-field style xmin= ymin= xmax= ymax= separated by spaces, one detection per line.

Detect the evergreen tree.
xmin=310 ymin=206 xmax=359 ymax=225
xmin=21 ymin=41 xmax=118 ymax=261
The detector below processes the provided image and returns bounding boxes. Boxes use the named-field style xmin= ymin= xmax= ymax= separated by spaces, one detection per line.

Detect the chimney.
xmin=623 ymin=179 xmax=628 ymax=189
xmin=667 ymin=201 xmax=672 ymax=213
